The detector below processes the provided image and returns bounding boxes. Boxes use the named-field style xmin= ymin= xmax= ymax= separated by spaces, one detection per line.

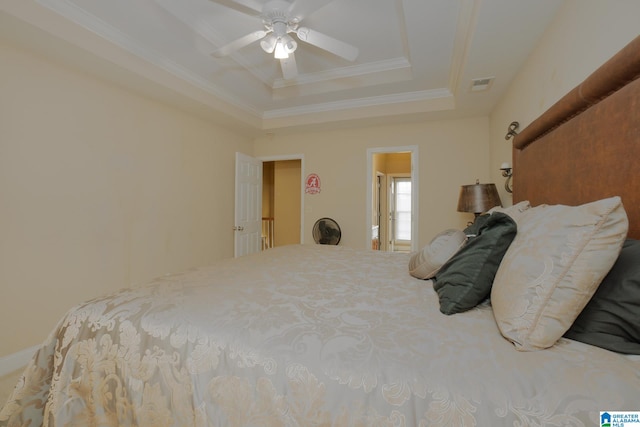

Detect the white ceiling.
xmin=1 ymin=0 xmax=562 ymax=135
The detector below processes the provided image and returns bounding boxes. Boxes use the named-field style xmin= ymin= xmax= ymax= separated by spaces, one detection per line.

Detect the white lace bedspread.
xmin=2 ymin=245 xmax=639 ymax=426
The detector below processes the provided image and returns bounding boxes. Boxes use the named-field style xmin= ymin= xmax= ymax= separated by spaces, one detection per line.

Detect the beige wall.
xmin=254 ymin=117 xmax=491 ymax=250
xmin=0 ymin=40 xmax=252 ymax=356
xmin=489 ymin=0 xmax=640 ymax=202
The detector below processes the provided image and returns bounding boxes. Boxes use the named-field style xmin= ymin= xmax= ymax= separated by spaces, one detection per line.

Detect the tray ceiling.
xmin=1 ymin=0 xmax=562 ymax=135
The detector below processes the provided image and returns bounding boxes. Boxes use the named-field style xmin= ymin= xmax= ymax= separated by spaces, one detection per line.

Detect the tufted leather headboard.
xmin=512 ymin=35 xmax=640 ymax=239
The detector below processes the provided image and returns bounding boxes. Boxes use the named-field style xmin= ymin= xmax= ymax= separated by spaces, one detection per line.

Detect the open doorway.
xmin=388 ymin=174 xmax=412 ymax=252
xmin=367 ymin=147 xmax=419 ymax=252
xmin=261 ymin=158 xmax=303 ymax=248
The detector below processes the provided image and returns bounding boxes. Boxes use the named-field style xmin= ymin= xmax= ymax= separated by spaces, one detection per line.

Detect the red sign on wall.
xmin=305 ymin=173 xmax=321 ymax=194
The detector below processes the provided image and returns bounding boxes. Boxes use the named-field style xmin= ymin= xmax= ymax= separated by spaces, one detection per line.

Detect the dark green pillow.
xmin=434 ymin=212 xmax=517 ymax=315
xmin=564 ymin=239 xmax=640 ymax=354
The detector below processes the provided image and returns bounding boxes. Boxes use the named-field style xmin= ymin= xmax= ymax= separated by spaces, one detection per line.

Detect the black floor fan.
xmin=312 ymin=218 xmax=341 ymax=245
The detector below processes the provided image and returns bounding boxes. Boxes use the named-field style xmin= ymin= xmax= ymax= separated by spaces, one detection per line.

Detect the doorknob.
xmin=233 ymin=226 xmax=244 ymax=231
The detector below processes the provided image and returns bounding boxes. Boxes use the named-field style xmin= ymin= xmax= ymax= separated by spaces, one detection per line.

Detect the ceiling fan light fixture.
xmin=282 ymin=35 xmax=297 ymax=52
xmin=274 ymin=34 xmax=297 ymax=59
xmin=274 ymin=40 xmax=289 ymax=58
xmin=260 ymin=33 xmax=277 ymax=53
xmin=209 ymin=0 xmax=359 ymax=79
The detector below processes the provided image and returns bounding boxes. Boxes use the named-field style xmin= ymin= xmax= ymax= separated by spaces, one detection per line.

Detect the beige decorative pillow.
xmin=488 ymin=200 xmax=531 ymax=223
xmin=409 ymin=229 xmax=467 ymax=279
xmin=491 ymin=196 xmax=628 ymax=351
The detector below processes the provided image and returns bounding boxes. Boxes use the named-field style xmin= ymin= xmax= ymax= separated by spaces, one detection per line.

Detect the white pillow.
xmin=409 ymin=229 xmax=467 ymax=279
xmin=491 ymin=196 xmax=628 ymax=351
xmin=488 ymin=200 xmax=531 ymax=223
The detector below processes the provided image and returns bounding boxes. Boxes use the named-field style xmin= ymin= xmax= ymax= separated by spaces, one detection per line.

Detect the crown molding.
xmin=264 ymin=88 xmax=453 ymax=119
xmin=272 ymin=57 xmax=412 ymax=89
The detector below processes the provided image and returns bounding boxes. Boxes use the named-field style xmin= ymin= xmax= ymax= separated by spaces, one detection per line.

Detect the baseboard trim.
xmin=0 ymin=345 xmax=39 ymax=376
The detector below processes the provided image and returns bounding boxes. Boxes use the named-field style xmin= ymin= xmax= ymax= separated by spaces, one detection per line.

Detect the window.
xmin=391 ymin=176 xmax=411 ymax=251
xmin=394 ymin=178 xmax=411 ymax=240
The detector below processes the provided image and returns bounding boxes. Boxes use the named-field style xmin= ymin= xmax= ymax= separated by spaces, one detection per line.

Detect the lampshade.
xmin=457 ymin=181 xmax=502 ymax=216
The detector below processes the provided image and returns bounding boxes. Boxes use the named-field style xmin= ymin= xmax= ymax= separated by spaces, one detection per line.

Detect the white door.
xmin=234 ymin=152 xmax=262 ymax=257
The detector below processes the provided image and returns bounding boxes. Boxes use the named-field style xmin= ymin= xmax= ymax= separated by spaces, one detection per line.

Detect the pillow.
xmin=488 ymin=200 xmax=531 ymax=222
xmin=564 ymin=239 xmax=640 ymax=354
xmin=491 ymin=196 xmax=628 ymax=351
xmin=409 ymin=229 xmax=467 ymax=279
xmin=433 ymin=212 xmax=517 ymax=315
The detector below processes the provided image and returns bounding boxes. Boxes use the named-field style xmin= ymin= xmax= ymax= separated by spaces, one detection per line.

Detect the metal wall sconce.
xmin=500 ymin=162 xmax=513 ymax=193
xmin=504 ymin=121 xmax=519 ymax=140
xmin=501 ymin=120 xmax=518 ymax=194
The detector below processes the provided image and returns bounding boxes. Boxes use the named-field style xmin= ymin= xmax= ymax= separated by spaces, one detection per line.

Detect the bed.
xmin=2 ymin=36 xmax=640 ymax=427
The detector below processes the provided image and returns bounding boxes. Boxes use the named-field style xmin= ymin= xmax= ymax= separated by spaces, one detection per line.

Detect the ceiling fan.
xmin=209 ymin=0 xmax=359 ymax=79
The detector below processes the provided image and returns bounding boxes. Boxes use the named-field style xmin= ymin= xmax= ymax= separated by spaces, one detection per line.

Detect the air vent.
xmin=470 ymin=77 xmax=495 ymax=92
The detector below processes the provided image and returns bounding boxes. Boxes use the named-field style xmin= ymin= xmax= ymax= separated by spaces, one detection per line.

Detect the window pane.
xmin=397 ymin=193 xmax=411 ymax=211
xmin=396 ymin=212 xmax=411 ymax=240
xmin=394 ymin=178 xmax=411 ymax=241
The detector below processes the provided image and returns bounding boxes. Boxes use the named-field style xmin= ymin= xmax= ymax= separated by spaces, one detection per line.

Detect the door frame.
xmin=373 ymin=171 xmax=385 ymax=250
xmin=366 ymin=146 xmax=419 ymax=252
xmin=388 ymin=173 xmax=412 ymax=252
xmin=258 ymin=154 xmax=306 ymax=244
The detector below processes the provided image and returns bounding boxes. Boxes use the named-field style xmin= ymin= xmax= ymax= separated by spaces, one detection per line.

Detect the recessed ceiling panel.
xmin=3 ymin=0 xmax=563 ymax=132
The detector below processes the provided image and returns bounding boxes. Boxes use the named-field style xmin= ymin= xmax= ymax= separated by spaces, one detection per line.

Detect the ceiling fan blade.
xmin=295 ymin=27 xmax=358 ymax=61
xmin=211 ymin=30 xmax=267 ymax=57
xmin=280 ymin=54 xmax=298 ymax=80
xmin=288 ymin=0 xmax=333 ymax=20
xmin=207 ymin=0 xmax=263 ymax=16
